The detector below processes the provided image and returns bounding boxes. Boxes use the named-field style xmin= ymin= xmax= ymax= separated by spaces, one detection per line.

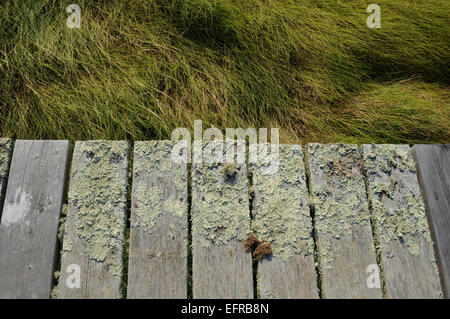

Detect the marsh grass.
xmin=0 ymin=0 xmax=448 ymax=143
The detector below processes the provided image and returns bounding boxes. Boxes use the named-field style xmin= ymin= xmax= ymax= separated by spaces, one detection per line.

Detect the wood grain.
xmin=412 ymin=144 xmax=450 ymax=298
xmin=58 ymin=141 xmax=129 ymax=299
xmin=127 ymin=141 xmax=188 ymax=298
xmin=251 ymin=144 xmax=318 ymax=298
xmin=191 ymin=141 xmax=253 ymax=298
xmin=362 ymin=144 xmax=443 ymax=298
xmin=306 ymin=143 xmax=382 ymax=298
xmin=0 ymin=140 xmax=71 ymax=298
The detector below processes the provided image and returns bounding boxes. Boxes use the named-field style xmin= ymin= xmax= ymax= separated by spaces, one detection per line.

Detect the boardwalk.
xmin=0 ymin=140 xmax=447 ymax=299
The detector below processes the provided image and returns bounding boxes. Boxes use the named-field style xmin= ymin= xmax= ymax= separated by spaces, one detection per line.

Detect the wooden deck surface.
xmin=362 ymin=144 xmax=442 ymax=298
xmin=251 ymin=145 xmax=318 ymax=298
xmin=191 ymin=141 xmax=253 ymax=298
xmin=58 ymin=141 xmax=130 ymax=299
xmin=128 ymin=141 xmax=188 ymax=298
xmin=307 ymin=144 xmax=381 ymax=298
xmin=0 ymin=140 xmax=71 ymax=298
xmin=0 ymin=139 xmax=447 ymax=299
xmin=412 ymin=145 xmax=450 ymax=297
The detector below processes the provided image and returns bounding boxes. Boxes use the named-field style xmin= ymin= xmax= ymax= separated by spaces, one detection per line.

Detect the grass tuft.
xmin=0 ymin=0 xmax=448 ymax=143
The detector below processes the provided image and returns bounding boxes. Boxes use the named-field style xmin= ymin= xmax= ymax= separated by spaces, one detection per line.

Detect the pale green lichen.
xmin=62 ymin=236 xmax=73 ymax=258
xmin=50 ymin=286 xmax=59 ymax=299
xmin=57 ymin=204 xmax=68 ymax=242
xmin=0 ymin=138 xmax=13 ymax=189
xmin=307 ymin=143 xmax=372 ymax=269
xmin=131 ymin=141 xmax=187 ymax=232
xmin=362 ymin=144 xmax=434 ymax=257
xmin=64 ymin=140 xmax=129 ymax=277
xmin=134 ymin=140 xmax=186 ymax=191
xmin=251 ymin=144 xmax=314 ymax=261
xmin=163 ymin=198 xmax=185 ymax=218
xmin=133 ymin=184 xmax=161 ymax=229
xmin=50 ymin=271 xmax=61 ymax=299
xmin=363 ymin=144 xmax=416 ymax=174
xmin=192 ymin=142 xmax=251 ymax=247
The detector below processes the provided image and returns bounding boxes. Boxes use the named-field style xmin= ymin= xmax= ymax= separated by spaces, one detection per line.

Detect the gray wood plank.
xmin=412 ymin=144 xmax=450 ymax=298
xmin=0 ymin=140 xmax=71 ymax=298
xmin=191 ymin=141 xmax=253 ymax=298
xmin=362 ymin=144 xmax=443 ymax=298
xmin=306 ymin=143 xmax=382 ymax=298
xmin=58 ymin=141 xmax=129 ymax=299
xmin=0 ymin=138 xmax=13 ymax=215
xmin=251 ymin=144 xmax=318 ymax=298
xmin=127 ymin=141 xmax=188 ymax=298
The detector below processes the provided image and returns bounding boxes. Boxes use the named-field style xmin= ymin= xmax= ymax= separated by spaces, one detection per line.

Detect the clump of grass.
xmin=0 ymin=0 xmax=448 ymax=143
xmin=329 ymin=81 xmax=450 ymax=144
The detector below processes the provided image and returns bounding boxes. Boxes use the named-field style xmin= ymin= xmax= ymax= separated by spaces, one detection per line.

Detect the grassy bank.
xmin=0 ymin=0 xmax=448 ymax=143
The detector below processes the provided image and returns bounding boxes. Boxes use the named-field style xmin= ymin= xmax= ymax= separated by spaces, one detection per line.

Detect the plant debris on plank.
xmin=244 ymin=234 xmax=272 ymax=263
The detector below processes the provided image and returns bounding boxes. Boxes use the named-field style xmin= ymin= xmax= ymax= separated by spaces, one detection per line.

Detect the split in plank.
xmin=412 ymin=144 xmax=450 ymax=298
xmin=362 ymin=144 xmax=443 ymax=298
xmin=0 ymin=140 xmax=71 ymax=298
xmin=191 ymin=141 xmax=253 ymax=298
xmin=0 ymin=138 xmax=13 ymax=216
xmin=251 ymin=144 xmax=318 ymax=298
xmin=306 ymin=143 xmax=382 ymax=298
xmin=128 ymin=141 xmax=188 ymax=298
xmin=58 ymin=141 xmax=130 ymax=299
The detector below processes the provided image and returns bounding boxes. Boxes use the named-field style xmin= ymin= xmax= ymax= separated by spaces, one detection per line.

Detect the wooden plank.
xmin=361 ymin=144 xmax=443 ymax=298
xmin=0 ymin=138 xmax=14 ymax=215
xmin=191 ymin=141 xmax=253 ymax=298
xmin=58 ymin=141 xmax=129 ymax=299
xmin=127 ymin=141 xmax=188 ymax=298
xmin=412 ymin=144 xmax=450 ymax=298
xmin=306 ymin=143 xmax=382 ymax=298
xmin=251 ymin=144 xmax=318 ymax=298
xmin=0 ymin=140 xmax=71 ymax=298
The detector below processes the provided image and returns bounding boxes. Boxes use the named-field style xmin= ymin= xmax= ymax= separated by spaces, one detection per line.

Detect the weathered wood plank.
xmin=0 ymin=140 xmax=71 ymax=298
xmin=58 ymin=141 xmax=129 ymax=299
xmin=127 ymin=141 xmax=188 ymax=298
xmin=306 ymin=143 xmax=382 ymax=298
xmin=412 ymin=144 xmax=450 ymax=298
xmin=362 ymin=144 xmax=443 ymax=298
xmin=251 ymin=144 xmax=318 ymax=298
xmin=0 ymin=138 xmax=13 ymax=215
xmin=191 ymin=141 xmax=253 ymax=298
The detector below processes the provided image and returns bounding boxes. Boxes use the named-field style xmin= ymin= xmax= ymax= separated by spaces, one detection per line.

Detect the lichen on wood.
xmin=362 ymin=144 xmax=434 ymax=257
xmin=133 ymin=140 xmax=186 ymax=191
xmin=63 ymin=140 xmax=129 ymax=278
xmin=251 ymin=144 xmax=314 ymax=261
xmin=192 ymin=141 xmax=251 ymax=247
xmin=306 ymin=143 xmax=372 ymax=269
xmin=0 ymin=138 xmax=13 ymax=187
xmin=131 ymin=140 xmax=187 ymax=234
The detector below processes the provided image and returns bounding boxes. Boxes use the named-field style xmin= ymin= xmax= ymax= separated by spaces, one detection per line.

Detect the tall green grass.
xmin=0 ymin=0 xmax=448 ymax=143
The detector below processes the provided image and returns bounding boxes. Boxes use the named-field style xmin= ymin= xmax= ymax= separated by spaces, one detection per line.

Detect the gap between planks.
xmin=0 ymin=139 xmax=444 ymax=300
